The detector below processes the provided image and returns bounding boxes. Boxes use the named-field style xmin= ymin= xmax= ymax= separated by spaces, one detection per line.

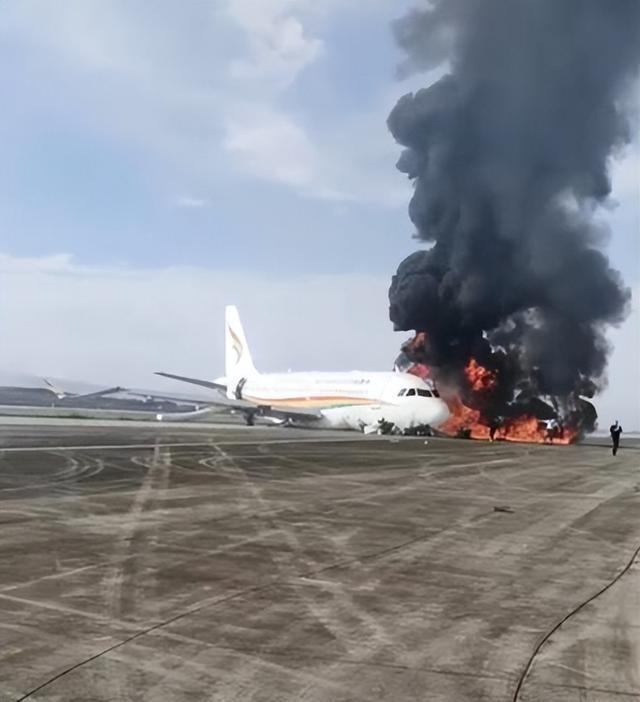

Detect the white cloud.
xmin=221 ymin=0 xmax=405 ymax=202
xmin=0 ymin=1 xmax=154 ymax=80
xmin=223 ymin=106 xmax=364 ymax=200
xmin=2 ymin=1 xmax=636 ymax=213
xmin=174 ymin=196 xmax=209 ymax=209
xmin=0 ymin=253 xmax=401 ymax=390
xmin=223 ymin=107 xmax=318 ymax=191
xmin=226 ymin=0 xmax=324 ymax=90
xmin=0 ymin=0 xmax=417 ymax=206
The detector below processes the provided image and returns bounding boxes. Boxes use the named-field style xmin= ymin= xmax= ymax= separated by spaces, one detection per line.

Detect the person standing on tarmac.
xmin=545 ymin=418 xmax=559 ymax=444
xmin=610 ymin=420 xmax=623 ymax=456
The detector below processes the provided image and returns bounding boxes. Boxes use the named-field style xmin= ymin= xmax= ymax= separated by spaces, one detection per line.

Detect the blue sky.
xmin=0 ymin=1 xmax=638 ymax=426
xmin=0 ymin=0 xmax=425 ymax=273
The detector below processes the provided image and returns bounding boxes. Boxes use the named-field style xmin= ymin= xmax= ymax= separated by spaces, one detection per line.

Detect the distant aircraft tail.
xmin=225 ymin=305 xmax=257 ymax=398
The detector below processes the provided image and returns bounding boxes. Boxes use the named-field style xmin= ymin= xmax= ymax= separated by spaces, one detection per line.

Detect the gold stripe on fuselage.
xmin=243 ymin=394 xmax=382 ymax=409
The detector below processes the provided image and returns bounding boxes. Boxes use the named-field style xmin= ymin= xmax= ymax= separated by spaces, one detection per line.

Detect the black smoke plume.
xmin=388 ymin=0 xmax=639 ymax=428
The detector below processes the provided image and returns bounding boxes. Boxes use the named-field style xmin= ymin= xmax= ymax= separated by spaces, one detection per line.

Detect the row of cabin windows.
xmin=397 ymin=388 xmax=440 ymax=398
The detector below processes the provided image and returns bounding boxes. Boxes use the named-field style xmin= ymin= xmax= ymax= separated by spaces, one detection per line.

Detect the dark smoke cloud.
xmin=388 ymin=0 xmax=639 ymax=417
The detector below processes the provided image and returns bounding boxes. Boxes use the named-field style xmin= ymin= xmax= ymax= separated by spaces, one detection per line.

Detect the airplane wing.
xmin=155 ymin=372 xmax=227 ymax=393
xmin=154 ymin=372 xmax=322 ymax=424
xmin=200 ymin=394 xmax=324 ymax=423
xmin=253 ymin=404 xmax=323 ymax=423
xmin=155 ymin=407 xmax=220 ymax=422
xmin=144 ymin=383 xmax=322 ymax=424
xmin=43 ymin=378 xmax=126 ymax=400
xmin=155 ymin=404 xmax=322 ymax=424
xmin=71 ymin=386 xmax=127 ymax=399
xmin=169 ymin=394 xmax=324 ymax=423
xmin=126 ymin=391 xmax=211 ymax=406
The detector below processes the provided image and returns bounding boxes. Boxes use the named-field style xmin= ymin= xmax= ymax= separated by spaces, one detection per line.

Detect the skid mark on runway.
xmin=3 ymin=495 xmax=556 ymax=701
xmin=153 ymin=625 xmax=517 ymax=681
xmin=0 ymin=591 xmax=141 ymax=630
xmin=7 ymin=432 xmax=640 ymax=700
xmin=196 ymin=442 xmax=512 ymax=689
xmin=0 ymin=441 xmax=212 ymax=453
xmin=0 ymin=555 xmax=135 ymax=594
xmin=195 ymin=443 xmax=412 ymax=692
xmin=0 ymin=453 xmax=105 ymax=496
xmin=107 ymin=640 xmax=373 ymax=702
xmin=513 ymin=544 xmax=640 ymax=701
xmin=98 ymin=443 xmax=171 ymax=700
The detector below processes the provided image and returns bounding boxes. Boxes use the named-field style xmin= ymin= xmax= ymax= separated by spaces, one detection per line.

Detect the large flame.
xmin=465 ymin=358 xmax=497 ymax=392
xmin=439 ymin=394 xmax=576 ymax=444
xmin=401 ymin=338 xmax=579 ymax=444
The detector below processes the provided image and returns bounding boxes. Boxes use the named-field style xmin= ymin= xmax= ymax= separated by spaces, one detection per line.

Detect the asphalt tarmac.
xmin=0 ymin=421 xmax=638 ymax=701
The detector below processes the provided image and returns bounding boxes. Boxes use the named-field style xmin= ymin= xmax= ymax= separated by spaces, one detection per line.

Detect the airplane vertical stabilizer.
xmin=225 ymin=306 xmax=258 ymax=398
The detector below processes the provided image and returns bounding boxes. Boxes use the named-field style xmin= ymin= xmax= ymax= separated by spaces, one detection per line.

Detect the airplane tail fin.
xmin=225 ymin=305 xmax=257 ymax=398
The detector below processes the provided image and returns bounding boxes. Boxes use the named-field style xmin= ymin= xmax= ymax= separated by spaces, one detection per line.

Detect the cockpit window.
xmin=417 ymin=389 xmax=433 ymax=397
xmin=406 ymin=388 xmax=416 ymax=397
xmin=432 ymin=389 xmax=440 ymax=397
xmin=397 ymin=389 xmax=406 ymax=396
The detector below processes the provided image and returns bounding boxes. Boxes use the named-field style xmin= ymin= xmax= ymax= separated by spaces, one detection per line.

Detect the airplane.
xmin=125 ymin=391 xmax=205 ymax=409
xmin=154 ymin=306 xmax=450 ymax=434
xmin=42 ymin=378 xmax=127 ymax=402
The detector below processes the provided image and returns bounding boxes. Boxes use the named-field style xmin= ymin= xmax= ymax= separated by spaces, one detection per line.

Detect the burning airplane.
xmin=387 ymin=0 xmax=639 ymax=443
xmin=394 ymin=334 xmax=594 ymax=443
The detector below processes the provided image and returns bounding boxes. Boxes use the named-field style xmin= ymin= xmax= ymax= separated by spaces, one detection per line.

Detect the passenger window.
xmin=406 ymin=388 xmax=416 ymax=397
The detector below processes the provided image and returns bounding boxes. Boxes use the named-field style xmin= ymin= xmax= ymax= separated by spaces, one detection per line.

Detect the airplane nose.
xmin=413 ymin=399 xmax=450 ymax=428
xmin=434 ymin=401 xmax=450 ymax=426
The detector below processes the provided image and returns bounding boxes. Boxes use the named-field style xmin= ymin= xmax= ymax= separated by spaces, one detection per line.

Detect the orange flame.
xmin=465 ymin=358 xmax=497 ymax=392
xmin=439 ymin=392 xmax=577 ymax=444
xmin=400 ymin=334 xmax=579 ymax=444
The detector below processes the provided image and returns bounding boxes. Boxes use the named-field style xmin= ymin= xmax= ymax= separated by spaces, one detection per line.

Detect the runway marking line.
xmin=0 ymin=436 xmax=439 ymax=453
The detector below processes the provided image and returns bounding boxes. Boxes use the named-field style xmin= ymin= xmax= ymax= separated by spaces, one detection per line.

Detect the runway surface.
xmin=0 ymin=422 xmax=638 ymax=701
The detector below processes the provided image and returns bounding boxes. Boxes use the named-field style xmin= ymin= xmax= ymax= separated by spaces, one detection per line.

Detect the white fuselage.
xmin=235 ymin=370 xmax=450 ymax=432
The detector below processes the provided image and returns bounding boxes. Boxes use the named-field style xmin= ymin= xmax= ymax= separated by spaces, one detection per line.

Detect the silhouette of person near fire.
xmin=544 ymin=418 xmax=561 ymax=444
xmin=610 ymin=421 xmax=623 ymax=456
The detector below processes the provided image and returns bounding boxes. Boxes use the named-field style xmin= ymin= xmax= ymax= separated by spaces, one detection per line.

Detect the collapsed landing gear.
xmin=360 ymin=420 xmax=393 ymax=435
xmin=402 ymin=424 xmax=433 ymax=437
xmin=376 ymin=419 xmax=396 ymax=435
